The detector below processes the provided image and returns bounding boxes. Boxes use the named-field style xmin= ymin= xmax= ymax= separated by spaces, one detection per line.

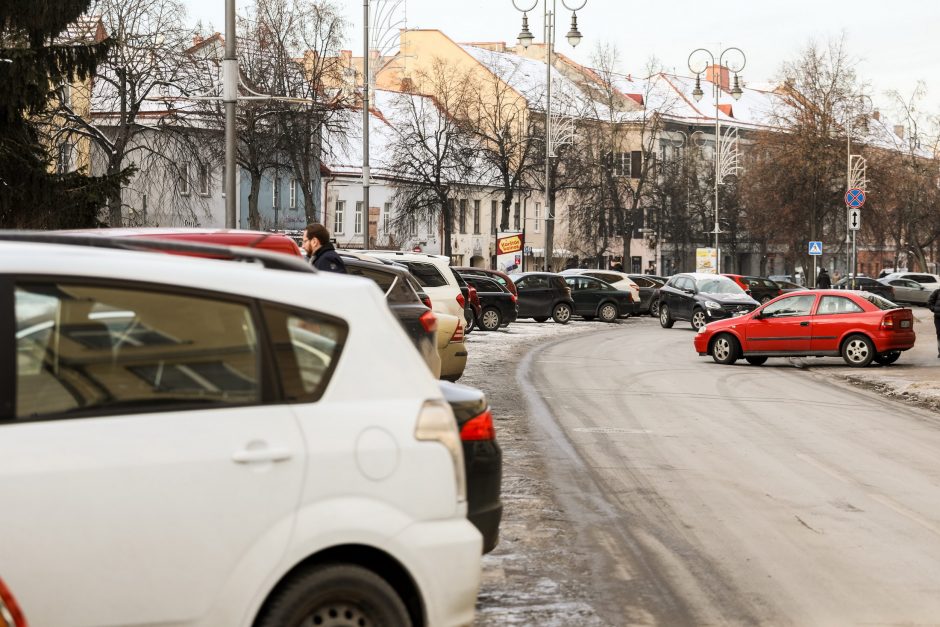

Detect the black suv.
xmin=460 ymin=274 xmax=518 ymax=331
xmin=659 ymin=273 xmax=760 ymax=330
xmin=509 ymin=272 xmax=576 ymax=324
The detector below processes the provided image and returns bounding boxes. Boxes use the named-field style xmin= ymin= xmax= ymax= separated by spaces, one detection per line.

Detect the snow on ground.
xmin=462 ymin=316 xmax=644 ymax=626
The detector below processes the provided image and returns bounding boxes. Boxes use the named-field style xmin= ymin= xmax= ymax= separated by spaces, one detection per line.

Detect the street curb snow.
xmin=825 ymin=370 xmax=940 ymax=414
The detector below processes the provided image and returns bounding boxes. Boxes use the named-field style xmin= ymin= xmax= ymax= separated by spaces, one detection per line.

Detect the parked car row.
xmin=0 ymin=230 xmax=504 ymax=627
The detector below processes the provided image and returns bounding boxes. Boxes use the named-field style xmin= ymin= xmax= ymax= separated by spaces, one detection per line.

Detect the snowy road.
xmin=510 ymin=316 xmax=940 ymax=625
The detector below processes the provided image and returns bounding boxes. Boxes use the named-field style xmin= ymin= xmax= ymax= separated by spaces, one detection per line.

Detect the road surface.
xmin=521 ymin=318 xmax=940 ymax=625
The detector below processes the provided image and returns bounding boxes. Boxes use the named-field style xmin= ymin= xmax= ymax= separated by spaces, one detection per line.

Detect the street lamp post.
xmin=845 ymin=94 xmax=871 ymax=288
xmin=513 ymin=0 xmax=586 ymax=272
xmin=688 ymin=47 xmax=746 ymax=274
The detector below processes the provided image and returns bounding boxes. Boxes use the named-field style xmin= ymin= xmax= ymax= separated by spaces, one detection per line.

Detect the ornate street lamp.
xmin=688 ymin=47 xmax=747 ymax=274
xmin=512 ymin=0 xmax=587 ymax=271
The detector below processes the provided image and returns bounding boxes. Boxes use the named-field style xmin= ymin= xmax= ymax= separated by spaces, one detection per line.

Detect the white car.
xmin=358 ymin=251 xmax=466 ymax=320
xmin=0 ymin=237 xmax=481 ymax=627
xmin=559 ymin=268 xmax=641 ymax=305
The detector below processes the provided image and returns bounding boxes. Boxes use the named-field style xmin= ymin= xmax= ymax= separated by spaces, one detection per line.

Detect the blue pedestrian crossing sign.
xmin=808 ymin=241 xmax=823 ymax=256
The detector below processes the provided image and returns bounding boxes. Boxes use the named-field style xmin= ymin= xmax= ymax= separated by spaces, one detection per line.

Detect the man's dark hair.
xmin=305 ymin=223 xmax=330 ymax=246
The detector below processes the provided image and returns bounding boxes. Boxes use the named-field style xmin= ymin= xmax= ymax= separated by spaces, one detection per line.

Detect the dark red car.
xmin=694 ymin=289 xmax=916 ymax=367
xmin=723 ymin=274 xmax=783 ymax=304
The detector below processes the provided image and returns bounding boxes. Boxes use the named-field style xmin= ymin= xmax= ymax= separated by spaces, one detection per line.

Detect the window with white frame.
xmin=473 ymin=199 xmax=481 ymax=234
xmin=289 ymin=179 xmax=297 ymax=209
xmin=273 ymin=176 xmax=281 ymax=209
xmin=334 ymin=200 xmax=345 ymax=234
xmin=382 ymin=202 xmax=391 ymax=234
xmin=179 ymin=163 xmax=191 ymax=196
xmin=458 ymin=199 xmax=467 ymax=234
xmin=534 ymin=202 xmax=541 ymax=233
xmin=491 ymin=200 xmax=497 ymax=233
xmin=354 ymin=201 xmax=363 ymax=234
xmin=198 ymin=162 xmax=210 ymax=196
xmin=221 ymin=165 xmax=226 ymax=197
xmin=513 ymin=202 xmax=520 ymax=230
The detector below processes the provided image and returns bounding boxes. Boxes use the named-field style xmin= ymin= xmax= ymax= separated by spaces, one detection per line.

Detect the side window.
xmin=633 ymin=277 xmax=652 ymax=288
xmin=403 ymin=262 xmax=448 ymax=288
xmin=565 ymin=277 xmax=581 ymax=291
xmin=762 ymin=294 xmax=816 ymax=317
xmin=676 ymin=277 xmax=694 ymax=291
xmin=817 ymin=296 xmax=864 ymax=315
xmin=14 ymin=282 xmax=260 ymax=421
xmin=347 ymin=265 xmax=395 ymax=293
xmin=263 ymin=305 xmax=347 ymax=402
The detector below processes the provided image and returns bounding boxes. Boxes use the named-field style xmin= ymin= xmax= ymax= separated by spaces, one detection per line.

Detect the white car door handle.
xmin=232 ymin=447 xmax=292 ymax=464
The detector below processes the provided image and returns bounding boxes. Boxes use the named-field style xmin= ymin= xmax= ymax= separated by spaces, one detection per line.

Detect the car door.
xmin=811 ymin=294 xmax=867 ymax=353
xmin=886 ymin=279 xmax=917 ymax=303
xmin=0 ymin=279 xmax=306 ymax=627
xmin=675 ymin=276 xmax=697 ymax=320
xmin=630 ymin=276 xmax=655 ymax=309
xmin=744 ymin=293 xmax=817 ymax=353
xmin=515 ymin=275 xmax=550 ymax=317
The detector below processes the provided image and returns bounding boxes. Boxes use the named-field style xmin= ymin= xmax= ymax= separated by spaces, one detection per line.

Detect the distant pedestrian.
xmin=928 ymin=288 xmax=940 ymax=358
xmin=302 ymin=223 xmax=347 ymax=274
xmin=817 ymin=267 xmax=831 ymax=289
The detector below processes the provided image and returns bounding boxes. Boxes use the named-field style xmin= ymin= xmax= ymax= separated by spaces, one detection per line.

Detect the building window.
xmin=56 ymin=142 xmax=74 ymax=174
xmin=473 ymin=199 xmax=481 ymax=234
xmin=534 ymin=202 xmax=541 ymax=233
xmin=458 ymin=199 xmax=467 ymax=234
xmin=273 ymin=176 xmax=281 ymax=209
xmin=491 ymin=200 xmax=498 ymax=233
xmin=382 ymin=202 xmax=392 ymax=234
xmin=513 ymin=202 xmax=520 ymax=230
xmin=334 ymin=200 xmax=345 ymax=234
xmin=631 ymin=151 xmax=643 ymax=179
xmin=427 ymin=212 xmax=434 ymax=236
xmin=198 ymin=162 xmax=210 ymax=196
xmin=221 ymin=164 xmax=226 ymax=197
xmin=179 ymin=163 xmax=191 ymax=196
xmin=58 ymin=83 xmax=71 ymax=108
xmin=355 ymin=201 xmax=363 ymax=234
xmin=289 ymin=179 xmax=297 ymax=209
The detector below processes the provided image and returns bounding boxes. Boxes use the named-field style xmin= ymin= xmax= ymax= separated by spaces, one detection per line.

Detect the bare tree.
xmin=569 ymin=47 xmax=674 ymax=270
xmin=387 ymin=60 xmax=478 ymax=256
xmin=455 ymin=50 xmax=540 ymax=233
xmin=740 ymin=36 xmax=863 ymax=275
xmin=256 ymin=0 xmax=348 ymax=223
xmin=47 ymin=0 xmax=204 ymax=226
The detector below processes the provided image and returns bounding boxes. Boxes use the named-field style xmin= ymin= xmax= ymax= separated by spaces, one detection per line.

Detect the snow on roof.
xmin=459 ymin=44 xmax=610 ymax=120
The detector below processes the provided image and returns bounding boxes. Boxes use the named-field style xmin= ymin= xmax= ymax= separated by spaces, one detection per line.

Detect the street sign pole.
xmin=844 ymin=190 xmax=865 ymax=290
xmin=813 ymin=256 xmax=817 ymax=288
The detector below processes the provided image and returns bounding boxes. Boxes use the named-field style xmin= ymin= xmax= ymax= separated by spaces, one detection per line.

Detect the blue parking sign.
xmin=808 ymin=241 xmax=822 ymax=256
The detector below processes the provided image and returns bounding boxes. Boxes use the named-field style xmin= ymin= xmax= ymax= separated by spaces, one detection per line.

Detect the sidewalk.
xmin=817 ymin=306 xmax=940 ymax=411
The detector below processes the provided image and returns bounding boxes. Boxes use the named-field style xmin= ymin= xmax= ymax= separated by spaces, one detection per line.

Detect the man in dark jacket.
xmin=928 ymin=288 xmax=940 ymax=357
xmin=302 ymin=223 xmax=347 ymax=274
xmin=817 ymin=267 xmax=832 ymax=289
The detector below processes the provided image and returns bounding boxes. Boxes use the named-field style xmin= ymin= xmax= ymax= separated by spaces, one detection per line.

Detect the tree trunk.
xmin=304 ymin=186 xmax=317 ymax=224
xmin=248 ymin=173 xmax=262 ymax=230
xmin=442 ymin=200 xmax=453 ymax=257
xmin=107 ymin=184 xmax=123 ymax=227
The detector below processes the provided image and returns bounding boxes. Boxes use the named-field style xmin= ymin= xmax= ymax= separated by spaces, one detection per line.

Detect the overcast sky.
xmin=186 ymin=0 xmax=940 ymax=115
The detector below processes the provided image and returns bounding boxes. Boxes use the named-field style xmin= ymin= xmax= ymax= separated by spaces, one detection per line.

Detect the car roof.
xmin=356 ymin=250 xmax=451 ymax=265
xmin=679 ymin=272 xmax=737 ymax=280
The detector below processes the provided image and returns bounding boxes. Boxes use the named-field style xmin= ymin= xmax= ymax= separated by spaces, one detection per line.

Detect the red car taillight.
xmin=460 ymin=408 xmax=496 ymax=441
xmin=510 ymin=293 xmax=517 ymax=303
xmin=456 ymin=293 xmax=466 ymax=308
xmin=450 ymin=319 xmax=465 ymax=343
xmin=419 ymin=310 xmax=437 ymax=333
xmin=421 ymin=295 xmax=432 ymax=309
xmin=0 ymin=576 xmax=28 ymax=627
xmin=469 ymin=286 xmax=480 ymax=307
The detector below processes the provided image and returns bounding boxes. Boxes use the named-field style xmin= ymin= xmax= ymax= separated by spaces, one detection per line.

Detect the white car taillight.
xmin=415 ymin=400 xmax=467 ymax=502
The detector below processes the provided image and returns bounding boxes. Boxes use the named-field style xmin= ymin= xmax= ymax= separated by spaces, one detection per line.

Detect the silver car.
xmin=879 ymin=277 xmax=933 ymax=305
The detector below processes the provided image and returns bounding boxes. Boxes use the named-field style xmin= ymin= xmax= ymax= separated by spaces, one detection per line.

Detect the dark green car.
xmin=563 ymin=276 xmax=636 ymax=322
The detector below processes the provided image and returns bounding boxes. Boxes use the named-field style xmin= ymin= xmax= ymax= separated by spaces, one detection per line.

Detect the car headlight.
xmin=704 ymin=300 xmax=721 ymax=310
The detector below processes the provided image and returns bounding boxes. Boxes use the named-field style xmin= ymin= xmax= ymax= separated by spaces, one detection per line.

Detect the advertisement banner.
xmin=696 ymin=248 xmax=717 ymax=274
xmin=496 ymin=232 xmax=524 ymax=273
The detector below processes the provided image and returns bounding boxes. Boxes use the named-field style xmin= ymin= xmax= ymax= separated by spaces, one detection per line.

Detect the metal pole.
xmin=852 ymin=230 xmax=857 ymax=289
xmin=362 ymin=0 xmax=371 ymax=249
xmin=223 ymin=0 xmax=237 ymax=228
xmin=846 ymin=115 xmax=851 ymax=279
xmin=543 ymin=1 xmax=553 ymax=272
xmin=714 ymin=72 xmax=720 ymax=274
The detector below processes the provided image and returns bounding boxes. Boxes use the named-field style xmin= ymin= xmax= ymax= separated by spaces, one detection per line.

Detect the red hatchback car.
xmin=694 ymin=289 xmax=916 ymax=367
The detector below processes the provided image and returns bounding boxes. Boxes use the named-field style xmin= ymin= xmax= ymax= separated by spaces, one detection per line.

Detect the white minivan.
xmin=0 ymin=236 xmax=481 ymax=627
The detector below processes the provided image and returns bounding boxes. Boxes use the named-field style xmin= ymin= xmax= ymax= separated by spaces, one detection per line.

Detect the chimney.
xmin=894 ymin=124 xmax=905 ymax=139
xmin=706 ymin=64 xmax=730 ymax=91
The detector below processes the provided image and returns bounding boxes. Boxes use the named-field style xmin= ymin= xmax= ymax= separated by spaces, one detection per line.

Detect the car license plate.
xmin=901 ymin=319 xmax=911 ymax=328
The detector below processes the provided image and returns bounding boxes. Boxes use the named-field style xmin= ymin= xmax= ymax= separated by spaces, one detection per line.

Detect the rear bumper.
xmin=394 ymin=518 xmax=482 ymax=627
xmin=464 ymin=439 xmax=503 ymax=554
xmin=874 ymin=330 xmax=916 ymax=352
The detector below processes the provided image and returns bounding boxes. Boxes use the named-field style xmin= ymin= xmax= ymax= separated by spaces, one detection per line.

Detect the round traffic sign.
xmin=845 ymin=188 xmax=866 ymax=208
